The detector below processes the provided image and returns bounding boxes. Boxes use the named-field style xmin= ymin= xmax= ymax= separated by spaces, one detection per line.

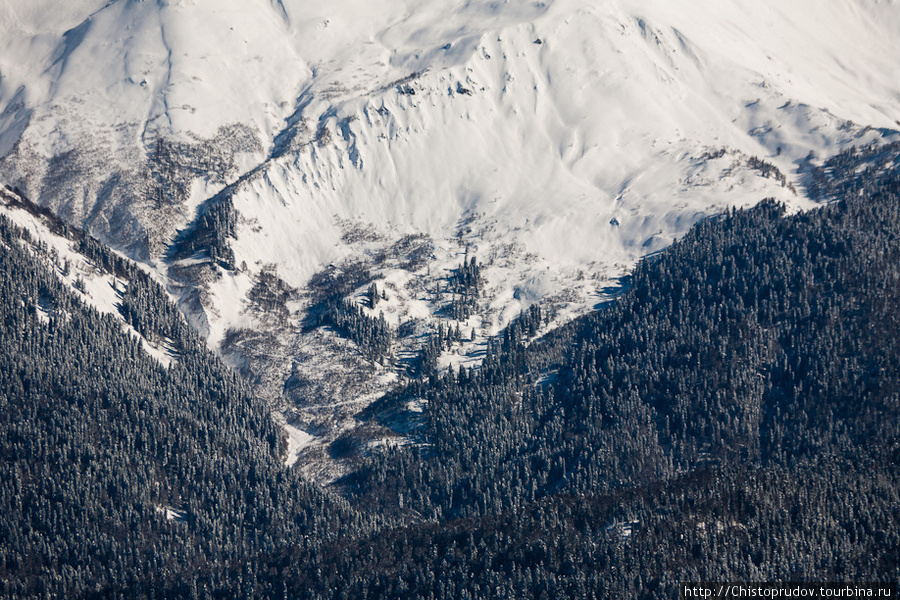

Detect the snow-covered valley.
xmin=2 ymin=0 xmax=900 ymax=479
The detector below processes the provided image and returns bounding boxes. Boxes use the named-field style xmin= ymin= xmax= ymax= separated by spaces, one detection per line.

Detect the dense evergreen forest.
xmin=0 ymin=210 xmax=365 ymax=599
xmin=1 ymin=140 xmax=899 ymax=598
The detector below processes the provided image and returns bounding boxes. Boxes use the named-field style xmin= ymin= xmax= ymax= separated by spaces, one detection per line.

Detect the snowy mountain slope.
xmin=0 ymin=185 xmax=179 ymax=367
xmin=0 ymin=0 xmax=309 ymax=256
xmin=2 ymin=0 xmax=900 ymax=478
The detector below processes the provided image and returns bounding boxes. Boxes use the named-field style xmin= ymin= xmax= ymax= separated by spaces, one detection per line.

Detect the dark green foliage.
xmin=117 ymin=272 xmax=193 ymax=346
xmin=806 ymin=140 xmax=900 ymax=201
xmin=303 ymin=261 xmax=394 ymax=362
xmin=3 ymin=141 xmax=900 ymax=598
xmin=447 ymin=256 xmax=480 ymax=320
xmin=331 ymin=299 xmax=393 ymax=363
xmin=746 ymin=155 xmax=790 ymax=188
xmin=166 ymin=191 xmax=237 ymax=269
xmin=322 ymin=142 xmax=900 ymax=597
xmin=367 ymin=282 xmax=380 ymax=309
xmin=346 ymin=147 xmax=900 ymax=526
xmin=285 ymin=453 xmax=899 ymax=599
xmin=0 ymin=216 xmax=361 ymax=599
xmin=412 ymin=322 xmax=464 ymax=378
xmin=152 ymin=125 xmax=262 ymax=267
xmin=304 ymin=260 xmax=372 ymax=327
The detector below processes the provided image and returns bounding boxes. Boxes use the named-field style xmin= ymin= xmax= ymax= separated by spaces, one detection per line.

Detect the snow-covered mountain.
xmin=2 ymin=0 xmax=899 ymax=478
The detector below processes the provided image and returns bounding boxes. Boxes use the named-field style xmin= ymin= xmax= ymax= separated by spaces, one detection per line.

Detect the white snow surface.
xmin=2 ymin=1 xmax=898 ymax=255
xmin=2 ymin=0 xmax=900 ymax=477
xmin=276 ymin=414 xmax=315 ymax=468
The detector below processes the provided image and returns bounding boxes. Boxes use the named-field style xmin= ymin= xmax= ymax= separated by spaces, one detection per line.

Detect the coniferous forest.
xmin=1 ymin=142 xmax=899 ymax=598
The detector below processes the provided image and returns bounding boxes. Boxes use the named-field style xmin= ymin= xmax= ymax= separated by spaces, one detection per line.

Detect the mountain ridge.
xmin=0 ymin=57 xmax=899 ymax=596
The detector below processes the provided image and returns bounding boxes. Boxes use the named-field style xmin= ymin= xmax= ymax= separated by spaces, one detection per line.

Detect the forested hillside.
xmin=341 ymin=143 xmax=900 ymax=520
xmin=302 ymin=141 xmax=900 ymax=597
xmin=0 ymin=213 xmax=364 ymax=599
xmin=1 ymin=141 xmax=899 ymax=598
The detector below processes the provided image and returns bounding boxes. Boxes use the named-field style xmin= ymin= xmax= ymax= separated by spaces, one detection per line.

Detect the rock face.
xmin=2 ymin=0 xmax=900 ymax=479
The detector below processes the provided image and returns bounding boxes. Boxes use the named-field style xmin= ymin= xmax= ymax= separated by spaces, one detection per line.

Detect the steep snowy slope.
xmin=2 ymin=0 xmax=899 ymax=478
xmin=0 ymin=185 xmax=180 ymax=367
xmin=0 ymin=0 xmax=312 ymax=256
